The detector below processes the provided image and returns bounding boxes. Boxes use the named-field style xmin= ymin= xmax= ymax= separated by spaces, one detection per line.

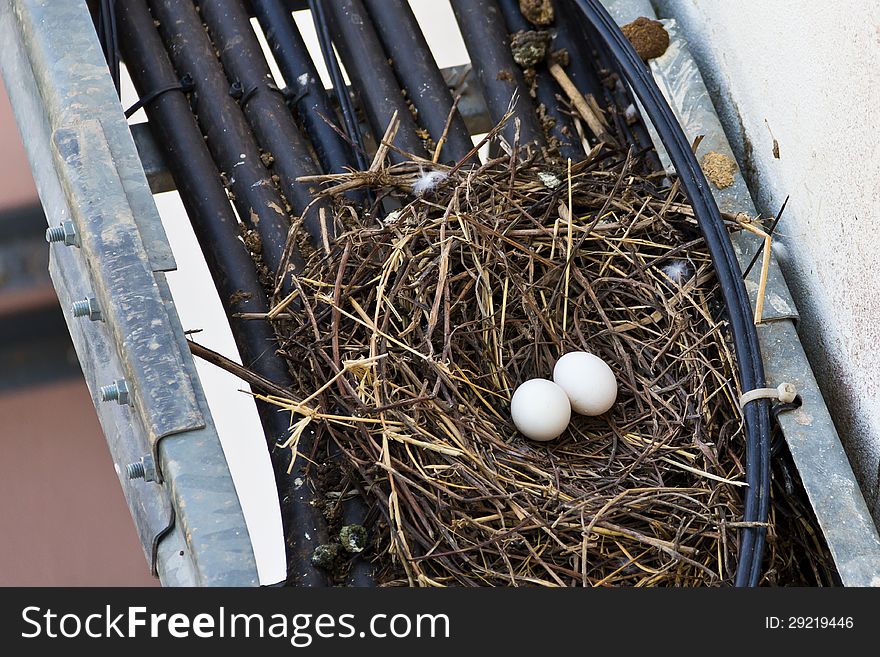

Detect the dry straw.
xmin=219 ymin=118 xmax=831 ymax=586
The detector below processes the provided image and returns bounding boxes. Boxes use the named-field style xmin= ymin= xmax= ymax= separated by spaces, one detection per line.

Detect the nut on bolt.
xmin=100 ymin=378 xmax=130 ymax=405
xmin=45 ymin=221 xmax=78 ymax=247
xmin=126 ymin=454 xmax=156 ymax=482
xmin=72 ymin=297 xmax=103 ymax=322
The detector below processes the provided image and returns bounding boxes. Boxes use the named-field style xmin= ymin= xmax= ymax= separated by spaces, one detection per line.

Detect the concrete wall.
xmin=654 ymin=0 xmax=880 ymax=520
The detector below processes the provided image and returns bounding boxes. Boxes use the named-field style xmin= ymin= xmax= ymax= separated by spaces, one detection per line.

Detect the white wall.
xmin=654 ymin=0 xmax=880 ymax=518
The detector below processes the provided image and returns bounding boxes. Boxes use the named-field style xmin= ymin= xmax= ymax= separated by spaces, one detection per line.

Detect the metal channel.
xmin=601 ymin=0 xmax=880 ymax=585
xmin=0 ymin=0 xmax=258 ymax=586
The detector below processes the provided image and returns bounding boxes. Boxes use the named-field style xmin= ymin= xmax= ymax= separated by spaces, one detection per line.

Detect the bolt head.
xmin=100 ymin=378 xmax=130 ymax=405
xmin=127 ymin=455 xmax=156 ymax=483
xmin=141 ymin=455 xmax=157 ymax=482
xmin=114 ymin=379 xmax=130 ymax=405
xmin=63 ymin=222 xmax=78 ymax=246
xmin=72 ymin=297 xmax=102 ymax=321
xmin=85 ymin=297 xmax=102 ymax=321
xmin=47 ymin=221 xmax=78 ymax=246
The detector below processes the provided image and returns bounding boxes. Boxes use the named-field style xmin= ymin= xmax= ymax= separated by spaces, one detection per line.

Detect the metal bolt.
xmin=100 ymin=378 xmax=130 ymax=405
xmin=126 ymin=461 xmax=145 ymax=479
xmin=126 ymin=455 xmax=156 ymax=482
xmin=45 ymin=221 xmax=78 ymax=247
xmin=72 ymin=297 xmax=103 ymax=321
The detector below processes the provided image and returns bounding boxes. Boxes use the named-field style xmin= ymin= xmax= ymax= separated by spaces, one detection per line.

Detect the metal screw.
xmin=126 ymin=455 xmax=156 ymax=482
xmin=72 ymin=297 xmax=103 ymax=321
xmin=45 ymin=221 xmax=78 ymax=247
xmin=100 ymin=378 xmax=130 ymax=405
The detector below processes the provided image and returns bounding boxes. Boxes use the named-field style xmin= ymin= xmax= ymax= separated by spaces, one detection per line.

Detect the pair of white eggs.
xmin=510 ymin=352 xmax=617 ymax=441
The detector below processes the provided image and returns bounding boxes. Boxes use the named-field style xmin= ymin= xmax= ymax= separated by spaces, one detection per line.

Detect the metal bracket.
xmin=1 ymin=0 xmax=259 ymax=586
xmin=640 ymin=18 xmax=798 ymax=324
xmin=51 ymin=119 xmax=205 ymax=476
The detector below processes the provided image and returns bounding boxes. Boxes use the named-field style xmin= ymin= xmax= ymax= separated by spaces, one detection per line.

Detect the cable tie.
xmin=740 ymin=382 xmax=797 ymax=409
xmin=230 ymin=81 xmax=283 ymax=107
xmin=124 ymin=74 xmax=195 ymax=118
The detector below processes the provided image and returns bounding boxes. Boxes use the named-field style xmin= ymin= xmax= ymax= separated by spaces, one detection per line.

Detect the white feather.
xmin=412 ymin=170 xmax=448 ymax=196
xmin=660 ymin=260 xmax=693 ymax=284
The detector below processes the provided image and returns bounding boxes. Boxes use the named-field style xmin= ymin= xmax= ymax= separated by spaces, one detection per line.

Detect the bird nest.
xmin=256 ymin=133 xmax=829 ymax=586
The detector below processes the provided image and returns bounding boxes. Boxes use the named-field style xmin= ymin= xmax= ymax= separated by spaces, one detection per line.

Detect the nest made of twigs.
xmin=256 ymin=140 xmax=830 ymax=586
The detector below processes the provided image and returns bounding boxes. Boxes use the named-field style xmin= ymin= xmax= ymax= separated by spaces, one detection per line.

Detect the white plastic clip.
xmin=739 ymin=382 xmax=797 ymax=409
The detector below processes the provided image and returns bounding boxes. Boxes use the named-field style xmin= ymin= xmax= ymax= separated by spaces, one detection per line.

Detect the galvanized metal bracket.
xmin=639 ymin=19 xmax=797 ymax=323
xmin=51 ymin=119 xmax=205 ymax=466
xmin=1 ymin=0 xmax=259 ymax=586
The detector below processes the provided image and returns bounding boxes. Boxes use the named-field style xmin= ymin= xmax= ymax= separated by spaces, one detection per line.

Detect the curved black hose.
xmin=571 ymin=0 xmax=771 ymax=586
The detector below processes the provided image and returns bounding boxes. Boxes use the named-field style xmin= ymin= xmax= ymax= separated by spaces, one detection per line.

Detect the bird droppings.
xmin=242 ymin=228 xmax=262 ymax=254
xmin=537 ymin=171 xmax=561 ymax=188
xmin=339 ymin=524 xmax=368 ymax=554
xmin=509 ymin=30 xmax=552 ymax=69
xmin=310 ymin=543 xmax=342 ymax=571
xmin=228 ymin=290 xmax=252 ymax=305
xmin=621 ymin=17 xmax=670 ymax=61
xmin=701 ymin=151 xmax=738 ymax=188
xmin=519 ymin=0 xmax=554 ymax=26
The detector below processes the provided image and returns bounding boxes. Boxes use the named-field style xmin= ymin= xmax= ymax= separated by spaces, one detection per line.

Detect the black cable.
xmin=496 ymin=0 xmax=585 ymax=161
xmin=198 ymin=0 xmax=333 ymax=246
xmin=320 ymin=0 xmax=429 ymax=162
xmin=251 ymin=0 xmax=358 ymax=177
xmin=571 ymin=0 xmax=771 ymax=586
xmin=95 ymin=0 xmax=121 ymax=96
xmin=148 ymin=0 xmax=298 ymax=294
xmin=307 ymin=0 xmax=370 ymax=172
xmin=450 ymin=0 xmax=546 ymax=149
xmin=363 ymin=0 xmax=473 ymax=163
xmin=118 ymin=0 xmax=329 ymax=586
xmin=556 ymin=0 xmax=660 ymax=172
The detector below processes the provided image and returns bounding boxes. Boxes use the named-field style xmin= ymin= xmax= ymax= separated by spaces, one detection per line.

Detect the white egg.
xmin=510 ymin=378 xmax=572 ymax=441
xmin=553 ymin=351 xmax=618 ymax=416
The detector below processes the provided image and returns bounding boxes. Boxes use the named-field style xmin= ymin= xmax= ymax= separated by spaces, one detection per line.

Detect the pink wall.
xmin=0 ymin=77 xmax=37 ymax=211
xmin=0 ymin=379 xmax=157 ymax=586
